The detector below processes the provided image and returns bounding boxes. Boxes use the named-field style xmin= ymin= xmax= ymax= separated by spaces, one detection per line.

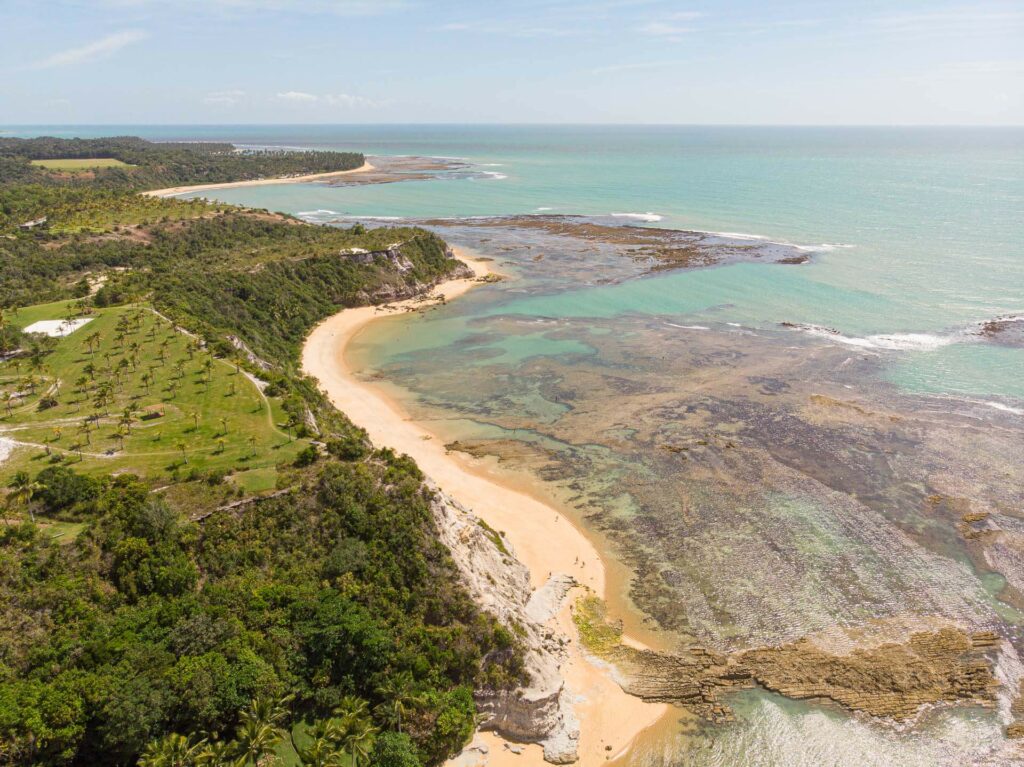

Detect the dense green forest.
xmin=0 ymin=136 xmax=363 ymax=192
xmin=0 ymin=141 xmax=516 ymax=767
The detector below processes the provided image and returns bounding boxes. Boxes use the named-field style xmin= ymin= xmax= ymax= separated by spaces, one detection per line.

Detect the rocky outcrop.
xmin=225 ymin=334 xmax=272 ymax=371
xmin=351 ymin=245 xmax=473 ymax=305
xmin=978 ymin=315 xmax=1024 ymax=348
xmin=576 ymin=598 xmax=1002 ymax=727
xmin=428 ymin=483 xmax=580 ymax=764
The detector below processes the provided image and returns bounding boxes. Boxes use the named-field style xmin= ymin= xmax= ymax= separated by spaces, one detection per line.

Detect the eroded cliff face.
xmin=351 ymin=245 xmax=474 ymax=305
xmin=427 ymin=483 xmax=580 ymax=764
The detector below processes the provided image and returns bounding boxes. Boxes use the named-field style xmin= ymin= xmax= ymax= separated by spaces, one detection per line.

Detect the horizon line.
xmin=3 ymin=122 xmax=1024 ymax=129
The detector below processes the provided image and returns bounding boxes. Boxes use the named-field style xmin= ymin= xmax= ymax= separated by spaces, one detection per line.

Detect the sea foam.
xmin=785 ymin=324 xmax=955 ymax=352
xmin=610 ymin=212 xmax=664 ymax=222
xmin=987 ymin=401 xmax=1024 ymax=416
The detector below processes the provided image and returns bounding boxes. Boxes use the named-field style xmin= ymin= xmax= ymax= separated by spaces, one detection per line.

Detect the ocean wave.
xmin=316 ymin=213 xmax=408 ymax=222
xmin=665 ymin=322 xmax=710 ymax=330
xmin=793 ymin=242 xmax=855 ymax=253
xmin=472 ymin=170 xmax=508 ymax=180
xmin=297 ymin=209 xmax=340 ymax=217
xmin=535 ymin=206 xmax=554 ymax=212
xmin=610 ymin=212 xmax=664 ymax=222
xmin=782 ymin=323 xmax=955 ymax=351
xmin=703 ymin=230 xmax=769 ymax=241
xmin=691 ymin=227 xmax=852 ymax=253
xmin=987 ymin=401 xmax=1024 ymax=415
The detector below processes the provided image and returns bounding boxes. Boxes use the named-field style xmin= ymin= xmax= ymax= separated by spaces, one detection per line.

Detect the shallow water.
xmin=51 ymin=124 xmax=1024 ymax=764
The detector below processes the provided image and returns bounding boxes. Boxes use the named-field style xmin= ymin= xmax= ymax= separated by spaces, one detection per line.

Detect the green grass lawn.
xmin=1 ymin=300 xmax=307 ymax=484
xmin=31 ymin=158 xmax=132 ymax=171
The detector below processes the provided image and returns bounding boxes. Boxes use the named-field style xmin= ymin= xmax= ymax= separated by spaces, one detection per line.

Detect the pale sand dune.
xmin=141 ymin=161 xmax=374 ymax=198
xmin=302 ymin=250 xmax=667 ymax=766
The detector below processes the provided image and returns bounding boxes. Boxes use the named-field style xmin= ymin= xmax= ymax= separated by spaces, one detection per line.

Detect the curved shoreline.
xmin=301 ymin=250 xmax=667 ymax=766
xmin=141 ymin=160 xmax=375 ymax=198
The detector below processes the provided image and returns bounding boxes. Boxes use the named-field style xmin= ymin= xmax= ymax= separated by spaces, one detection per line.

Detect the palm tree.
xmin=6 ymin=474 xmax=41 ymax=524
xmin=177 ymin=441 xmax=188 ymax=464
xmin=234 ymin=720 xmax=281 ymax=767
xmin=84 ymin=331 xmax=101 ymax=356
xmin=120 ymin=407 xmax=134 ymax=435
xmin=235 ymin=695 xmax=292 ymax=766
xmin=296 ymin=726 xmax=346 ymax=767
xmin=374 ymin=672 xmax=420 ymax=734
xmin=332 ymin=696 xmax=370 ymax=722
xmin=78 ymin=419 xmax=92 ymax=446
xmin=139 ymin=732 xmax=208 ymax=767
xmin=3 ymin=391 xmax=14 ymax=417
xmin=195 ymin=738 xmax=240 ymax=767
xmin=342 ymin=719 xmax=377 ymax=767
xmin=218 ymin=417 xmax=227 ymax=436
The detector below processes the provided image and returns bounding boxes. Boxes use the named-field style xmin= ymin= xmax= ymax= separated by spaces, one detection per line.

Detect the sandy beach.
xmin=301 ymin=250 xmax=667 ymax=766
xmin=142 ymin=160 xmax=374 ymax=198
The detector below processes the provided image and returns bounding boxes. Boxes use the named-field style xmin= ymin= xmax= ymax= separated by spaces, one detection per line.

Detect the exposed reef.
xmin=978 ymin=315 xmax=1024 ymax=348
xmin=575 ymin=598 xmax=1001 ymax=724
xmin=420 ymin=215 xmax=811 ymax=273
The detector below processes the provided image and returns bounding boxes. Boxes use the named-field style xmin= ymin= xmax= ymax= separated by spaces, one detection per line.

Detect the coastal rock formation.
xmin=352 ymin=245 xmax=473 ymax=305
xmin=420 ymin=214 xmax=811 ymax=273
xmin=978 ymin=315 xmax=1024 ymax=348
xmin=428 ymin=483 xmax=580 ymax=764
xmin=576 ymin=598 xmax=1002 ymax=726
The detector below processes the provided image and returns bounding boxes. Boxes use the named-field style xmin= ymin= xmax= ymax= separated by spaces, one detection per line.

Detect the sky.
xmin=1 ymin=0 xmax=1023 ymax=125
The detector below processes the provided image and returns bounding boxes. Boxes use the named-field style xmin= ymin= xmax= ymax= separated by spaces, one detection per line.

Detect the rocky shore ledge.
xmin=573 ymin=598 xmax=1018 ymax=730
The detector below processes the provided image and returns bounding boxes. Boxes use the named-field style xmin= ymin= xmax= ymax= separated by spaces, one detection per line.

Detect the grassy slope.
xmin=31 ymin=158 xmax=132 ymax=170
xmin=0 ymin=299 xmax=305 ymax=487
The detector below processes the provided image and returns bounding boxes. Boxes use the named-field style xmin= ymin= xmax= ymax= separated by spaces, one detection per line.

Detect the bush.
xmin=372 ymin=732 xmax=421 ymax=767
xmin=326 ymin=433 xmax=369 ymax=462
xmin=294 ymin=444 xmax=319 ymax=467
xmin=34 ymin=466 xmax=101 ymax=519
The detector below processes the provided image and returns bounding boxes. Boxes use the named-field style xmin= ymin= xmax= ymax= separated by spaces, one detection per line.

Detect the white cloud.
xmin=275 ymin=91 xmax=385 ymax=108
xmin=667 ymin=11 xmax=704 ymax=21
xmin=591 ymin=60 xmax=679 ymax=75
xmin=637 ymin=21 xmax=695 ymax=40
xmin=102 ymin=0 xmax=407 ymax=14
xmin=323 ymin=93 xmax=384 ymax=107
xmin=276 ymin=91 xmax=320 ymax=102
xmin=32 ymin=30 xmax=147 ymax=69
xmin=204 ymin=89 xmax=247 ymax=106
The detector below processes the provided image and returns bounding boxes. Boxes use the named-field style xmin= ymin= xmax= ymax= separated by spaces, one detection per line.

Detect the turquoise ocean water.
xmin=12 ymin=124 xmax=1024 ymax=764
xmin=18 ymin=124 xmax=1016 ymax=400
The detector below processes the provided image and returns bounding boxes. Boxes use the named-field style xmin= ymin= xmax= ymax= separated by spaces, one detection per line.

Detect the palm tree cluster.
xmin=137 ymin=694 xmax=379 ymax=767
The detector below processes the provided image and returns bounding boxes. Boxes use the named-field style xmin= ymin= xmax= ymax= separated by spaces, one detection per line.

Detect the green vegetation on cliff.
xmin=0 ymin=140 xmax=515 ymax=767
xmin=0 ymin=136 xmax=363 ymax=192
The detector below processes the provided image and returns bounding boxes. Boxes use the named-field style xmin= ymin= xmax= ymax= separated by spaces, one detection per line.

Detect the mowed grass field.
xmin=1 ymin=299 xmax=306 ymax=487
xmin=30 ymin=157 xmax=132 ymax=171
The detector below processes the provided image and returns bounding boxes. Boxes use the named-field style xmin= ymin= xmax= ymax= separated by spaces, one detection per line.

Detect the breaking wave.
xmin=783 ymin=323 xmax=957 ymax=351
xmin=610 ymin=212 xmax=664 ymax=222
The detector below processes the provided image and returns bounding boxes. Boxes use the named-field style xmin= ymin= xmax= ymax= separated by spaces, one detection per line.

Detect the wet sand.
xmin=301 ymin=249 xmax=668 ymax=765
